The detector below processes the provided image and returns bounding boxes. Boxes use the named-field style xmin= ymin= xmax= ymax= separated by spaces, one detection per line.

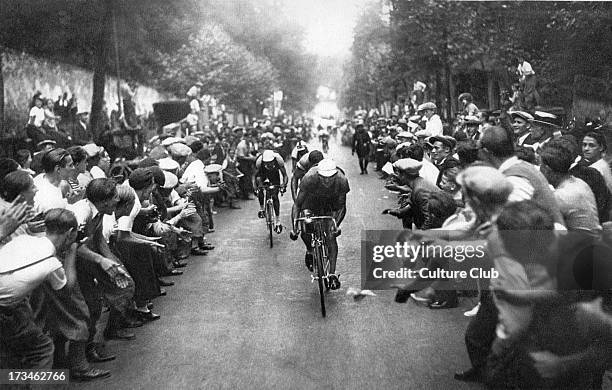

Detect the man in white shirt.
xmin=0 ymin=208 xmax=77 ymax=369
xmin=33 ymin=148 xmax=78 ymax=212
xmin=414 ymin=102 xmax=443 ymax=138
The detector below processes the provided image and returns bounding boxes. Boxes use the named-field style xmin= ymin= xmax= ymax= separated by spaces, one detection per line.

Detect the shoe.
xmin=429 ymin=299 xmax=459 ymax=309
xmin=86 ymin=346 xmax=116 ymax=363
xmin=208 ymin=228 xmax=215 ymax=233
xmin=454 ymin=368 xmax=482 ymax=382
xmin=104 ymin=328 xmax=135 ymax=341
xmin=328 ymin=275 xmax=341 ymax=290
xmin=166 ymin=269 xmax=184 ymax=276
xmin=394 ymin=288 xmax=417 ymax=303
xmin=191 ymin=248 xmax=208 ymax=256
xmin=410 ymin=287 xmax=435 ymax=303
xmin=305 ymin=253 xmax=313 ymax=272
xmin=360 ymin=171 xmax=364 ymax=175
xmin=134 ymin=310 xmax=161 ymax=322
xmin=71 ymin=368 xmax=111 ymax=381
xmin=158 ymin=278 xmax=174 ymax=287
xmin=200 ymin=243 xmax=215 ymax=250
xmin=122 ymin=317 xmax=144 ymax=328
xmin=464 ymin=303 xmax=481 ymax=317
xmin=172 ymin=260 xmax=187 ymax=268
xmin=147 ymin=302 xmax=154 ymax=310
xmin=289 ymin=230 xmax=299 ymax=241
xmin=159 ymin=289 xmax=167 ymax=296
xmin=257 ymin=210 xmax=265 ymax=218
xmin=274 ymin=224 xmax=283 ymax=234
xmin=176 ymin=254 xmax=189 ymax=260
xmin=364 ymin=169 xmax=368 ymax=174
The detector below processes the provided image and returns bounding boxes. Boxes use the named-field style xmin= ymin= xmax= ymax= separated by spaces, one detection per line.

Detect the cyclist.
xmin=255 ymin=149 xmax=288 ymax=233
xmin=290 ymin=138 xmax=309 ymax=172
xmin=318 ymin=126 xmax=330 ymax=153
xmin=290 ymin=158 xmax=349 ymax=290
xmin=290 ymin=150 xmax=324 ymax=201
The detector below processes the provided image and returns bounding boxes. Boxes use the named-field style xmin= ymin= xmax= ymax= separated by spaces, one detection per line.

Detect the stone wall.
xmin=2 ymin=51 xmax=173 ymax=130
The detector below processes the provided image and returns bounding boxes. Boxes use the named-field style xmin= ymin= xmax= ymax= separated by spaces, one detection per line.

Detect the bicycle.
xmin=294 ymin=213 xmax=340 ymax=317
xmin=257 ymin=180 xmax=284 ymax=248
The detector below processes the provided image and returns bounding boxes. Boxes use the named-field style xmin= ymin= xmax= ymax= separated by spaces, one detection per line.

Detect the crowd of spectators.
xmin=0 ymin=82 xmax=315 ymax=381
xmin=345 ymin=69 xmax=612 ymax=387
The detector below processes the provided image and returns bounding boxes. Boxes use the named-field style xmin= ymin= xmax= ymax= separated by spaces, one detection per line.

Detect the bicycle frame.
xmin=295 ymin=215 xmax=338 ymax=317
xmin=259 ymin=182 xmax=281 ymax=248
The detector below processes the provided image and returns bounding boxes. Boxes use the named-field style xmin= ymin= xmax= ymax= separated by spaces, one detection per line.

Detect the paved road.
xmin=65 ymin=136 xmax=481 ymax=390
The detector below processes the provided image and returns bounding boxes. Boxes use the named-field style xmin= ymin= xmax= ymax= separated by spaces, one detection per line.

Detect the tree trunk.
xmin=90 ymin=0 xmax=113 ymax=142
xmin=435 ymin=70 xmax=442 ymax=115
xmin=487 ymin=72 xmax=496 ymax=110
xmin=0 ymin=47 xmax=4 ymax=137
xmin=448 ymin=67 xmax=456 ymax=119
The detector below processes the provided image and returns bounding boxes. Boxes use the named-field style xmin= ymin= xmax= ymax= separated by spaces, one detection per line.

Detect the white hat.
xmin=317 ymin=159 xmax=338 ymax=177
xmin=417 ymin=102 xmax=437 ymax=111
xmin=158 ymin=157 xmax=180 ymax=171
xmin=204 ymin=164 xmax=223 ymax=174
xmin=395 ymin=141 xmax=412 ymax=151
xmin=262 ymin=150 xmax=275 ymax=162
xmin=162 ymin=171 xmax=178 ymax=189
xmin=509 ymin=110 xmax=534 ymax=122
xmin=82 ymin=143 xmax=103 ymax=157
xmin=393 ymin=158 xmax=422 ymax=175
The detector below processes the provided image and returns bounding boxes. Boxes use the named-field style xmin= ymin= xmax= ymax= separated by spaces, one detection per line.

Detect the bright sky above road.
xmin=281 ymin=0 xmax=371 ymax=57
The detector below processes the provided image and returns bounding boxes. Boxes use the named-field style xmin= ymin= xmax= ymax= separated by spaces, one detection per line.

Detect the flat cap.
xmin=167 ymin=143 xmax=192 ymax=158
xmin=158 ymin=157 xmax=180 ymax=171
xmin=393 ymin=158 xmax=422 ymax=175
xmin=397 ymin=131 xmax=416 ymax=140
xmin=456 ymin=166 xmax=512 ymax=204
xmin=417 ymin=102 xmax=437 ymax=112
xmin=429 ymin=135 xmax=457 ymax=150
xmin=161 ymin=137 xmax=185 ymax=147
xmin=509 ymin=110 xmax=534 ymax=122
xmin=129 ymin=168 xmax=154 ymax=190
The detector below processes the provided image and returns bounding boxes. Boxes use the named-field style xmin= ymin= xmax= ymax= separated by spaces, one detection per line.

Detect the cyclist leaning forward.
xmin=290 ymin=158 xmax=350 ymax=290
xmin=255 ymin=149 xmax=288 ymax=233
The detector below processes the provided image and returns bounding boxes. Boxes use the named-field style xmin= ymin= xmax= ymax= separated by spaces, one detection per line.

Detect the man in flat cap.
xmin=414 ymin=102 xmax=443 ymax=138
xmin=509 ymin=111 xmax=535 ymax=147
xmin=383 ymin=158 xmax=442 ymax=230
xmin=429 ymin=135 xmax=460 ymax=187
xmin=31 ymin=139 xmax=57 ymax=175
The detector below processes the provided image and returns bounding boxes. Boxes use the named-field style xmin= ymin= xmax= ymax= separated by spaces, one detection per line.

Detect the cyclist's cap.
xmin=262 ymin=150 xmax=275 ymax=162
xmin=308 ymin=150 xmax=324 ymax=165
xmin=317 ymin=159 xmax=338 ymax=177
xmin=162 ymin=171 xmax=178 ymax=189
xmin=158 ymin=157 xmax=180 ymax=172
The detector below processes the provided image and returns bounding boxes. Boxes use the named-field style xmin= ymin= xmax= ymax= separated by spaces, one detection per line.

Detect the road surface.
xmin=66 ymin=136 xmax=480 ymax=390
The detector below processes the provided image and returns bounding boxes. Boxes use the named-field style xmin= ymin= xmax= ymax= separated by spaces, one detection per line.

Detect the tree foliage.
xmin=342 ymin=0 xmax=612 ymax=115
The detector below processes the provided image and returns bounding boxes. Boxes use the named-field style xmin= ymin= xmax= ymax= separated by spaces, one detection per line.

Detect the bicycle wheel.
xmin=266 ymin=202 xmax=274 ymax=248
xmin=315 ymin=245 xmax=326 ymax=317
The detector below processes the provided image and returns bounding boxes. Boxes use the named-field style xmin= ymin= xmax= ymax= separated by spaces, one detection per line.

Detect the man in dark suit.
xmin=72 ymin=112 xmax=92 ymax=145
xmin=383 ymin=158 xmax=443 ymax=229
xmin=429 ymin=135 xmax=460 ymax=187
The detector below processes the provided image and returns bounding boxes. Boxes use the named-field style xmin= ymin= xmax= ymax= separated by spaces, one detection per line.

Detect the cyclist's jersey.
xmin=298 ymin=169 xmax=350 ymax=215
xmin=318 ymin=129 xmax=330 ymax=139
xmin=255 ymin=152 xmax=284 ymax=185
xmin=295 ymin=151 xmax=346 ymax=182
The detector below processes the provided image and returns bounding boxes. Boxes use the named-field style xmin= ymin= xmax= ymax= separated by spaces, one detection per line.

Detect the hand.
xmin=106 ymin=264 xmax=132 ymax=289
xmin=0 ymin=197 xmax=30 ymax=240
xmin=27 ymin=220 xmax=46 ymax=233
xmin=529 ymin=351 xmax=564 ymax=379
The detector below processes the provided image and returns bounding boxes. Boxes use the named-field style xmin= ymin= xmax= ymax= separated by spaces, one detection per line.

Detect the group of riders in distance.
xmin=255 ymin=126 xmax=348 ymax=317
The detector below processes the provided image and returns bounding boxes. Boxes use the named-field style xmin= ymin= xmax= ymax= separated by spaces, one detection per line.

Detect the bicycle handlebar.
xmin=295 ymin=216 xmax=338 ymax=231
